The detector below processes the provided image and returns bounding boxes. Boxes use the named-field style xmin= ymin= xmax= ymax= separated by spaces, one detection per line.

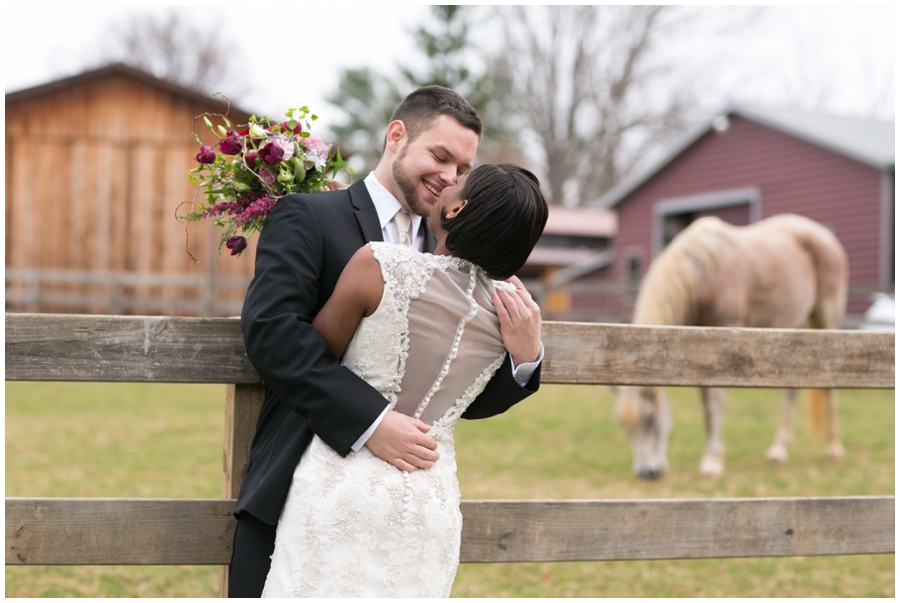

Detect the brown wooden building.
xmin=592 ymin=105 xmax=895 ymax=323
xmin=6 ymin=63 xmax=257 ymax=316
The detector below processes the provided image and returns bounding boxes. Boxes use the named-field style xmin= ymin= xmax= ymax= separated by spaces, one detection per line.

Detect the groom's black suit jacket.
xmin=238 ymin=179 xmax=541 ymax=525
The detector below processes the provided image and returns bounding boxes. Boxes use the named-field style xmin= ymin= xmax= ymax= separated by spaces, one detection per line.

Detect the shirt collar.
xmin=364 ymin=172 xmax=423 ymax=234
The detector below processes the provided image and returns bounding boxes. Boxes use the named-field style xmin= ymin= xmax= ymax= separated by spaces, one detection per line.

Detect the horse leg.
xmin=766 ymin=388 xmax=798 ymax=464
xmin=824 ymin=389 xmax=845 ymax=461
xmin=699 ymin=387 xmax=726 ymax=477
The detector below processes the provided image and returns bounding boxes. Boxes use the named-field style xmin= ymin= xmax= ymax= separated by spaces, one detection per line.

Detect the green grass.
xmin=6 ymin=382 xmax=894 ymax=597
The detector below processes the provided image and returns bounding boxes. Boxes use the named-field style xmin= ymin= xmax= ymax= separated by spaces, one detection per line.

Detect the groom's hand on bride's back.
xmin=366 ymin=410 xmax=439 ymax=472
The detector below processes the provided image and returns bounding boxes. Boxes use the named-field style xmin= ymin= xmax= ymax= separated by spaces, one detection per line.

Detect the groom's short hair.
xmin=390 ymin=86 xmax=483 ymax=143
xmin=441 ymin=164 xmax=548 ymax=281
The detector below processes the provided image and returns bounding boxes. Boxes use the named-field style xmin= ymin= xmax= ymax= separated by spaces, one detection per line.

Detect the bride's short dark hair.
xmin=441 ymin=164 xmax=548 ymax=281
xmin=390 ymin=86 xmax=483 ymax=143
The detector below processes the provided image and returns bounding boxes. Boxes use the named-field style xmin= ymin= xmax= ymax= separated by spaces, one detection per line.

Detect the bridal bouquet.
xmin=182 ymin=104 xmax=348 ymax=257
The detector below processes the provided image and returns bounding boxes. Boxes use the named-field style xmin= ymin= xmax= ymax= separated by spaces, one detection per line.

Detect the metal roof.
xmin=595 ymin=105 xmax=895 ymax=210
xmin=542 ymin=206 xmax=617 ymax=237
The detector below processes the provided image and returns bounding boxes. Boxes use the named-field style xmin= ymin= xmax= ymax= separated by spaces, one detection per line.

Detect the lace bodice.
xmin=342 ymin=242 xmax=512 ymax=437
xmin=262 ymin=243 xmax=512 ymax=598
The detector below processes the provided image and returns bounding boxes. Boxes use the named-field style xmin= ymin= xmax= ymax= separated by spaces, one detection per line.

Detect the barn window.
xmin=662 ymin=212 xmax=695 ymax=248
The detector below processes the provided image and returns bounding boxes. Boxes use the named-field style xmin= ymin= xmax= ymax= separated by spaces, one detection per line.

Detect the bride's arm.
xmin=312 ymin=245 xmax=384 ymax=359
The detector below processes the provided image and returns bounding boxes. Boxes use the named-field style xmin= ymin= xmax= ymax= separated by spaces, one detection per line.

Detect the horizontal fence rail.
xmin=7 ymin=496 xmax=893 ymax=566
xmin=5 ymin=314 xmax=894 ymax=387
xmin=6 ymin=312 xmax=894 ymax=591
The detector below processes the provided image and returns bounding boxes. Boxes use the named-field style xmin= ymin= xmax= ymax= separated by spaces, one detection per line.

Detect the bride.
xmin=261 ymin=163 xmax=548 ymax=597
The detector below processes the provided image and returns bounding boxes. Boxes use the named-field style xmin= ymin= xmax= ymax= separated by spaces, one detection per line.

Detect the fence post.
xmin=219 ymin=383 xmax=266 ymax=597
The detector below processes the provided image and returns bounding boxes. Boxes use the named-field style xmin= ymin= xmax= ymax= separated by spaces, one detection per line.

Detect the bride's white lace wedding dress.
xmin=262 ymin=242 xmax=512 ymax=598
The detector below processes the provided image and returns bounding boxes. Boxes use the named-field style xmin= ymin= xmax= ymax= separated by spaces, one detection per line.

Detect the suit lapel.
xmin=422 ymin=222 xmax=438 ymax=253
xmin=348 ymin=180 xmax=384 ymax=243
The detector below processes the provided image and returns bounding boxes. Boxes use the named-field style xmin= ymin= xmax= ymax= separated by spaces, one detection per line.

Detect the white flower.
xmin=302 ymin=134 xmax=329 ymax=171
xmin=249 ymin=124 xmax=268 ymax=138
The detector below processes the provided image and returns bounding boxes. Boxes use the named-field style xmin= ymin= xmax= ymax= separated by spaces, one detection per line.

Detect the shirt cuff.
xmin=351 ymin=405 xmax=390 ymax=452
xmin=511 ymin=341 xmax=544 ymax=387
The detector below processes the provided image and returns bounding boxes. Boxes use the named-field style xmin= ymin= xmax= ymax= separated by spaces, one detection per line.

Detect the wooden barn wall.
xmin=614 ymin=116 xmax=886 ymax=318
xmin=6 ymin=74 xmax=259 ymax=316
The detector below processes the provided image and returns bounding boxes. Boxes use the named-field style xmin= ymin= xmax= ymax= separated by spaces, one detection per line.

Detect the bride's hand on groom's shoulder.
xmin=366 ymin=410 xmax=439 ymax=472
xmin=493 ymin=283 xmax=542 ymax=367
xmin=326 ymin=180 xmax=350 ymax=191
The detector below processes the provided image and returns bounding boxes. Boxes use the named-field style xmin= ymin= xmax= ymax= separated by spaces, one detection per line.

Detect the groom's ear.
xmin=384 ymin=120 xmax=407 ymax=154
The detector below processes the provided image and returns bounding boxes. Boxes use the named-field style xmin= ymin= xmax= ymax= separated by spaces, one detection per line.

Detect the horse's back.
xmin=740 ymin=214 xmax=848 ymax=328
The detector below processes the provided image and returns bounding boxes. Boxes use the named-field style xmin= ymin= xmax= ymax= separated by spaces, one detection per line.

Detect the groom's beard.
xmin=391 ymin=145 xmax=431 ymax=218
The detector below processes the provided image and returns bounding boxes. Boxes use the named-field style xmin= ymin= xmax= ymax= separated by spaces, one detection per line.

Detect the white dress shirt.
xmin=352 ymin=172 xmax=544 ymax=450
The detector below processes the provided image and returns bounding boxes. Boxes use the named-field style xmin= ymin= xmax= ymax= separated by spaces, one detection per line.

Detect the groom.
xmin=230 ymin=86 xmax=543 ymax=596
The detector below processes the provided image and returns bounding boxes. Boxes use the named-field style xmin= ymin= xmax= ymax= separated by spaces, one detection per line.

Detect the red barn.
xmin=595 ymin=105 xmax=894 ymax=323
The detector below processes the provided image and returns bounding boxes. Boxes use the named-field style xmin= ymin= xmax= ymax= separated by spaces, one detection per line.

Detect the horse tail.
xmin=805 ymin=388 xmax=827 ymax=440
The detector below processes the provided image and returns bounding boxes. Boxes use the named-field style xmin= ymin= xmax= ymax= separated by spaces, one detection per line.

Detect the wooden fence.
xmin=5 ymin=313 xmax=894 ymax=597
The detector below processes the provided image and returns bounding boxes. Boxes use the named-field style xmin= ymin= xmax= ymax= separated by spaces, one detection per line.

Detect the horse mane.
xmin=633 ymin=217 xmax=730 ymax=326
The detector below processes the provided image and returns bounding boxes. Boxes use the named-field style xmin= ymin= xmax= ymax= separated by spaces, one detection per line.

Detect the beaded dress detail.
xmin=262 ymin=242 xmax=512 ymax=598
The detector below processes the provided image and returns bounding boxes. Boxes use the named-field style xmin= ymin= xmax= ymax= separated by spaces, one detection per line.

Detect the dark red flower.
xmin=280 ymin=121 xmax=303 ymax=135
xmin=219 ymin=132 xmax=243 ymax=155
xmin=258 ymin=141 xmax=284 ymax=165
xmin=244 ymin=150 xmax=258 ymax=167
xmin=225 ymin=235 xmax=248 ymax=255
xmin=194 ymin=145 xmax=216 ymax=164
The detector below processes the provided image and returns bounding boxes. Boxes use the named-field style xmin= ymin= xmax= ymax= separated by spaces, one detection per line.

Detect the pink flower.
xmin=303 ymin=134 xmax=329 ymax=161
xmin=258 ymin=166 xmax=276 ymax=186
xmin=302 ymin=134 xmax=329 ymax=171
xmin=195 ymin=145 xmax=216 ymax=164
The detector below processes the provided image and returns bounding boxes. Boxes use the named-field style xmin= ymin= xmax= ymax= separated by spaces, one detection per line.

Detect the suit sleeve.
xmin=241 ymin=194 xmax=388 ymax=456
xmin=461 ymin=354 xmax=541 ymax=420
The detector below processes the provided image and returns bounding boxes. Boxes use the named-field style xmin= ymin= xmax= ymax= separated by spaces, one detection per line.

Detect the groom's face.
xmin=391 ymin=114 xmax=479 ymax=218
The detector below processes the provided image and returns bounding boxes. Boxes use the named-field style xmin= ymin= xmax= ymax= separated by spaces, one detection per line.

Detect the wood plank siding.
xmin=613 ymin=116 xmax=888 ymax=318
xmin=6 ymin=67 xmax=256 ymax=316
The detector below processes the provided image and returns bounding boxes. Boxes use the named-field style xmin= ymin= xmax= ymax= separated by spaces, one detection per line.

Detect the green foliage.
xmin=5 ymin=383 xmax=894 ymax=597
xmin=326 ymin=67 xmax=401 ymax=175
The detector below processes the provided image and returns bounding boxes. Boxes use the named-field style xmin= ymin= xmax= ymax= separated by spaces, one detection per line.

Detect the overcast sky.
xmin=5 ymin=4 xmax=895 ymax=134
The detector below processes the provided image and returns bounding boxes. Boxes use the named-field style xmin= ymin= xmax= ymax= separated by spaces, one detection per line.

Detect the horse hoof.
xmin=699 ymin=456 xmax=724 ymax=478
xmin=635 ymin=468 xmax=665 ymax=480
xmin=766 ymin=445 xmax=789 ymax=465
xmin=826 ymin=443 xmax=845 ymax=461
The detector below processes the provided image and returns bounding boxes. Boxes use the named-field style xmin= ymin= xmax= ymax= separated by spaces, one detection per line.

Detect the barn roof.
xmin=543 ymin=206 xmax=617 ymax=238
xmin=5 ymin=62 xmax=253 ymax=117
xmin=595 ymin=105 xmax=895 ymax=210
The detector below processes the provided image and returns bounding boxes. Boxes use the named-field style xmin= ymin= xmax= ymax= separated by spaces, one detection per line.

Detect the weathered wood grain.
xmin=458 ymin=497 xmax=895 ymax=562
xmin=222 ymin=384 xmax=266 ymax=499
xmin=5 ymin=314 xmax=894 ymax=388
xmin=542 ymin=321 xmax=895 ymax=388
xmin=220 ymin=383 xmax=266 ymax=596
xmin=6 ymin=498 xmax=236 ymax=565
xmin=7 ymin=496 xmax=893 ymax=565
xmin=5 ymin=314 xmax=259 ymax=384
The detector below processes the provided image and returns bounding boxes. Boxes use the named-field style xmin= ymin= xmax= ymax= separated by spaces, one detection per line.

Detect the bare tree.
xmin=499 ymin=6 xmax=698 ymax=206
xmin=104 ymin=10 xmax=241 ymax=94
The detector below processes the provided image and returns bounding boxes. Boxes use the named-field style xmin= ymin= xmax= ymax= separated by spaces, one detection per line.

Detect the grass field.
xmin=6 ymin=381 xmax=894 ymax=597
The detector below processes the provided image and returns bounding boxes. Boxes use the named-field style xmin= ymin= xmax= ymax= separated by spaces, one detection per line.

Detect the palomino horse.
xmin=615 ymin=214 xmax=848 ymax=479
